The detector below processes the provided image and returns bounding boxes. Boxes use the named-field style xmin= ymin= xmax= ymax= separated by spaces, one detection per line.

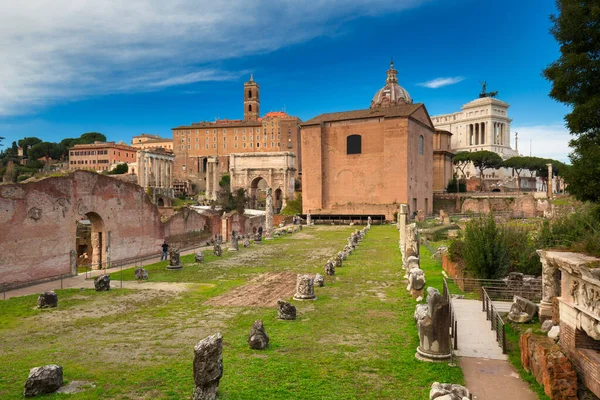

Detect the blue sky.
xmin=0 ymin=0 xmax=571 ymax=161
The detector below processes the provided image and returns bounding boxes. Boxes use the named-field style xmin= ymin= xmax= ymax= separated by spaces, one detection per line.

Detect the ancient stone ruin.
xmin=416 ymin=287 xmax=451 ymax=361
xmin=254 ymin=232 xmax=262 ymax=243
xmin=134 ymin=267 xmax=149 ymax=281
xmin=277 ymin=300 xmax=296 ymax=320
xmin=429 ymin=382 xmax=470 ymax=400
xmin=248 ymin=320 xmax=269 ymax=350
xmin=243 ymin=238 xmax=251 ymax=248
xmin=213 ymin=244 xmax=222 ymax=257
xmin=195 ymin=251 xmax=204 ymax=263
xmin=265 ymin=188 xmax=274 ymax=240
xmin=37 ymin=291 xmax=58 ymax=308
xmin=507 ymin=295 xmax=538 ymax=324
xmin=324 ymin=261 xmax=335 ymax=276
xmin=24 ymin=364 xmax=63 ymax=397
xmin=167 ymin=248 xmax=182 ymax=270
xmin=293 ymin=274 xmax=316 ymax=300
xmin=537 ymin=250 xmax=600 ymax=398
xmin=229 ymin=234 xmax=239 ymax=251
xmin=94 ymin=274 xmax=111 ymax=291
xmin=407 ymin=267 xmax=426 ymax=299
xmin=314 ymin=273 xmax=324 ymax=287
xmin=403 ymin=223 xmax=419 ymax=264
xmin=193 ymin=333 xmax=223 ymax=400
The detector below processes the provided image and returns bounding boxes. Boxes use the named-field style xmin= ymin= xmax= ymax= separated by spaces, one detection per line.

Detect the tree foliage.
xmin=543 ymin=0 xmax=600 ymax=139
xmin=543 ymin=1 xmax=600 ymax=202
xmin=452 ymin=151 xmax=471 ymax=177
xmin=462 ymin=214 xmax=510 ymax=279
xmin=107 ymin=163 xmax=128 ymax=175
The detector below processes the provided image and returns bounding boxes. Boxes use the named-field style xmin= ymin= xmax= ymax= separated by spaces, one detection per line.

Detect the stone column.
xmin=306 ymin=213 xmax=311 ymax=225
xmin=537 ymin=250 xmax=561 ymax=322
xmin=265 ymin=188 xmax=274 ymax=240
xmin=144 ymin=156 xmax=149 ymax=188
xmin=212 ymin=159 xmax=219 ymax=201
xmin=399 ymin=204 xmax=408 ymax=254
xmin=547 ymin=163 xmax=553 ymax=199
xmin=206 ymin=161 xmax=212 ymax=200
xmin=137 ymin=151 xmax=145 ymax=187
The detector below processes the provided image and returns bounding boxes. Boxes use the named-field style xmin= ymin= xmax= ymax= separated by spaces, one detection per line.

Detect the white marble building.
xmin=432 ymin=95 xmax=520 ymax=187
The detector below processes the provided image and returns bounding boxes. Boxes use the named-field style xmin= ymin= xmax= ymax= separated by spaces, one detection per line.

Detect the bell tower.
xmin=244 ymin=74 xmax=260 ymax=122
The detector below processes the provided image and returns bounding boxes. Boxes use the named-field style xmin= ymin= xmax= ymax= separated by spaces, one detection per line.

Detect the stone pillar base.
xmin=166 ymin=264 xmax=183 ymax=270
xmin=415 ymin=348 xmax=452 ymax=362
xmin=539 ymin=301 xmax=553 ymax=322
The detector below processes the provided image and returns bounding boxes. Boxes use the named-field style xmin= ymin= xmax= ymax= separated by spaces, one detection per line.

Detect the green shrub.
xmin=503 ymin=226 xmax=542 ymax=276
xmin=462 ymin=214 xmax=510 ymax=279
xmin=281 ymin=192 xmax=302 ymax=215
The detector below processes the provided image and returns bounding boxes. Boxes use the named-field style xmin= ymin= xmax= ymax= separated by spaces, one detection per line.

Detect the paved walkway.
xmin=453 ymin=299 xmax=507 ymax=360
xmin=453 ymin=299 xmax=538 ymax=400
xmin=2 ymin=246 xmax=208 ymax=300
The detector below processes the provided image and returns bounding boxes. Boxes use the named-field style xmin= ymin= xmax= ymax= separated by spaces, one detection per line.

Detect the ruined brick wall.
xmin=0 ymin=171 xmax=215 ymax=289
xmin=520 ymin=332 xmax=578 ymax=399
xmin=433 ymin=193 xmax=547 ymax=217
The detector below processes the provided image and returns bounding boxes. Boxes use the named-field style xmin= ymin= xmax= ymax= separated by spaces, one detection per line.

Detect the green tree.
xmin=543 ymin=1 xmax=600 ymax=201
xmin=17 ymin=137 xmax=42 ymax=158
xmin=453 ymin=151 xmax=471 ymax=178
xmin=462 ymin=214 xmax=510 ymax=279
xmin=469 ymin=151 xmax=503 ymax=191
xmin=78 ymin=132 xmax=106 ymax=144
xmin=107 ymin=163 xmax=128 ymax=175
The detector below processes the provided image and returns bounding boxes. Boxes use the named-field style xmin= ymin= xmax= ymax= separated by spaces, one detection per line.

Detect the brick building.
xmin=131 ymin=134 xmax=173 ymax=151
xmin=171 ymin=75 xmax=302 ymax=192
xmin=301 ymin=61 xmax=434 ymax=220
xmin=68 ymin=141 xmax=137 ymax=172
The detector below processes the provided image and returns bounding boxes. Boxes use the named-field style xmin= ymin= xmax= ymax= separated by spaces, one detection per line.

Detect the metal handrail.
xmin=481 ymin=286 xmax=507 ymax=354
xmin=446 ymin=277 xmax=542 ymax=302
xmin=443 ymin=278 xmax=458 ymax=352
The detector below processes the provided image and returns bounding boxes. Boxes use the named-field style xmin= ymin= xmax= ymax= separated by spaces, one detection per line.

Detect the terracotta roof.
xmin=302 ymin=103 xmax=424 ymax=126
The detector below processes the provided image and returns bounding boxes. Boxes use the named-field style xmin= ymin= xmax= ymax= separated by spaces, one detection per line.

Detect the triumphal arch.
xmin=227 ymin=152 xmax=296 ymax=210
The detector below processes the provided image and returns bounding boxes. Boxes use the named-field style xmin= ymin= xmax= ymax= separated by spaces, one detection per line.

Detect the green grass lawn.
xmin=0 ymin=225 xmax=462 ymax=399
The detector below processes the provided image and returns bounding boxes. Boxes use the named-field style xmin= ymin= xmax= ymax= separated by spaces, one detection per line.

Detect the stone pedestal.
xmin=416 ymin=287 xmax=451 ymax=361
xmin=37 ymin=291 xmax=58 ymax=308
xmin=167 ymin=248 xmax=182 ymax=270
xmin=293 ymin=274 xmax=316 ymax=300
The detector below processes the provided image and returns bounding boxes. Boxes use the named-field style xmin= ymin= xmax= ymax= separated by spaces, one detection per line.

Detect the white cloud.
xmin=0 ymin=0 xmax=431 ymax=116
xmin=511 ymin=124 xmax=573 ymax=163
xmin=418 ymin=76 xmax=464 ymax=89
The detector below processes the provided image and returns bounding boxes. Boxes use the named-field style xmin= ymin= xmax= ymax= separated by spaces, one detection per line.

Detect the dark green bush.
xmin=462 ymin=214 xmax=510 ymax=279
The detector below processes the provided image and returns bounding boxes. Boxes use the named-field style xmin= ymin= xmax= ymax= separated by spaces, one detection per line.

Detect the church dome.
xmin=370 ymin=60 xmax=412 ymax=109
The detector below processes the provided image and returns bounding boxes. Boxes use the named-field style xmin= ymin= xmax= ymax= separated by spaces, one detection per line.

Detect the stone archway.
xmin=80 ymin=212 xmax=106 ymax=269
xmin=157 ymin=197 xmax=165 ymax=207
xmin=229 ymin=152 xmax=297 ymax=210
xmin=249 ymin=177 xmax=268 ymax=210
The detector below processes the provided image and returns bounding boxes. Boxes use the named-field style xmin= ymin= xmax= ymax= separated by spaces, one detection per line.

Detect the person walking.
xmin=161 ymin=242 xmax=169 ymax=261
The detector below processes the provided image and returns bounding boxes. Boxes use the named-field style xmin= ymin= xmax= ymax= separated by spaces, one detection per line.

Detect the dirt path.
xmin=205 ymin=272 xmax=297 ymax=307
xmin=460 ymin=358 xmax=538 ymax=400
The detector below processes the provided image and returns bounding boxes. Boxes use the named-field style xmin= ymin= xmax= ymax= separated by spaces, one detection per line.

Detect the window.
xmin=249 ymin=104 xmax=252 ymax=112
xmin=248 ymin=90 xmax=252 ymax=98
xmin=213 ymin=129 xmax=216 ymax=134
xmin=234 ymin=128 xmax=238 ymax=134
xmin=223 ymin=129 xmax=227 ymax=134
xmin=257 ymin=128 xmax=261 ymax=133
xmin=223 ymin=143 xmax=226 ymax=149
xmin=418 ymin=135 xmax=424 ymax=155
xmin=213 ymin=144 xmax=216 ymax=149
xmin=206 ymin=144 xmax=209 ymax=149
xmin=257 ymin=143 xmax=260 ymax=148
xmin=235 ymin=136 xmax=238 ymax=141
xmin=242 ymin=128 xmax=246 ymax=133
xmin=250 ymin=128 xmax=253 ymax=133
xmin=346 ymin=134 xmax=361 ymax=154
xmin=243 ymin=143 xmax=247 ymax=148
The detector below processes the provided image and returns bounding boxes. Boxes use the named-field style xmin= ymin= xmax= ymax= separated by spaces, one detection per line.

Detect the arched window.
xmin=418 ymin=135 xmax=424 ymax=155
xmin=248 ymin=90 xmax=252 ymax=99
xmin=347 ymin=134 xmax=361 ymax=154
xmin=249 ymin=104 xmax=252 ymax=112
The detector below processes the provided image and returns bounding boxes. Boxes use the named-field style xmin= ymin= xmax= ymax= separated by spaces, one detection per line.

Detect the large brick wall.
xmin=0 ymin=171 xmax=211 ymax=288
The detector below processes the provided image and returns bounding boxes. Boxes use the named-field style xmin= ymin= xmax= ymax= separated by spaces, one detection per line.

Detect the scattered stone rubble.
xmin=37 ymin=291 xmax=58 ymax=308
xmin=248 ymin=320 xmax=269 ymax=350
xmin=94 ymin=274 xmax=110 ymax=291
xmin=193 ymin=333 xmax=223 ymax=400
xmin=134 ymin=267 xmax=148 ymax=280
xmin=429 ymin=382 xmax=470 ymax=400
xmin=277 ymin=300 xmax=296 ymax=320
xmin=24 ymin=365 xmax=63 ymax=398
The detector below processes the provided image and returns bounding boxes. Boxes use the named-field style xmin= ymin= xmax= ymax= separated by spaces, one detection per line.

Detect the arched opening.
xmin=274 ymin=188 xmax=283 ymax=213
xmin=347 ymin=134 xmax=361 ymax=154
xmin=76 ymin=212 xmax=106 ymax=270
xmin=248 ymin=90 xmax=252 ymax=99
xmin=157 ymin=197 xmax=165 ymax=207
xmin=418 ymin=135 xmax=424 ymax=155
xmin=249 ymin=177 xmax=268 ymax=210
xmin=249 ymin=104 xmax=252 ymax=112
